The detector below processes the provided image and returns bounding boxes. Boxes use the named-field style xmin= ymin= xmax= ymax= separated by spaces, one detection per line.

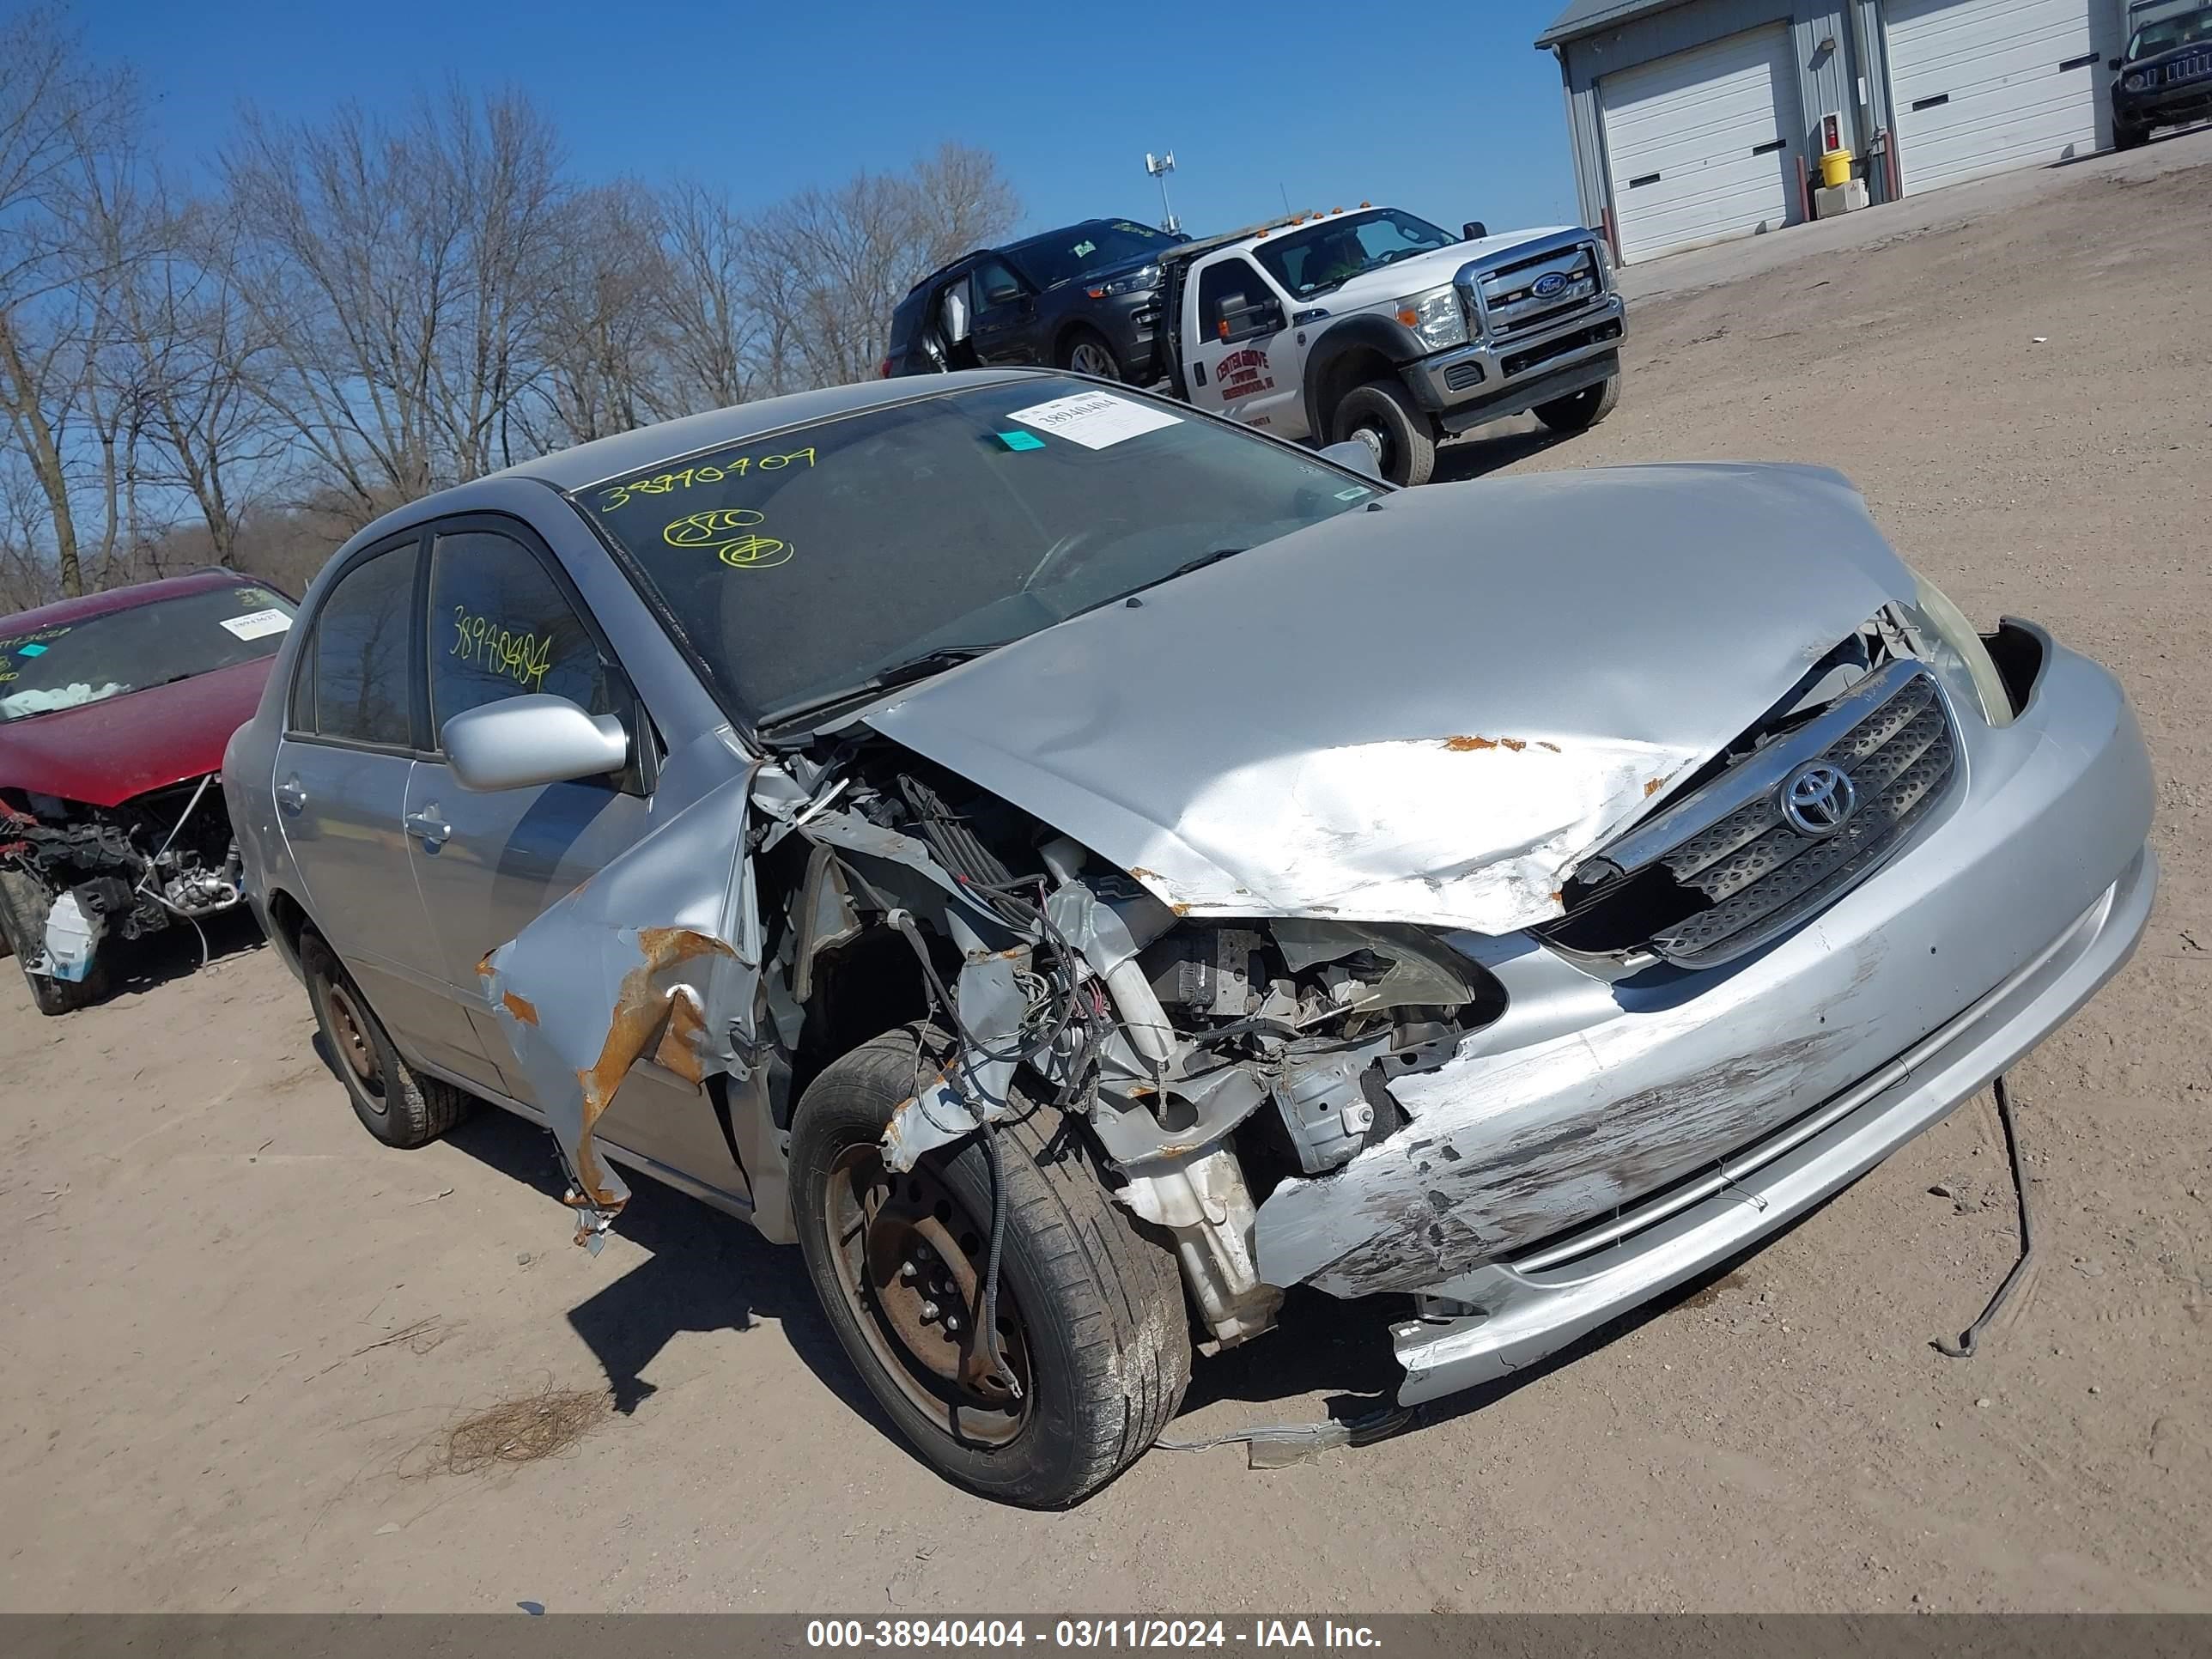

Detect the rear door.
xmin=274 ymin=532 xmax=483 ymax=1082
xmin=403 ymin=514 xmax=746 ymax=1191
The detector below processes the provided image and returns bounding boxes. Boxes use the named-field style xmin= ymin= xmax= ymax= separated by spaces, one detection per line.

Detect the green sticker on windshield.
xmin=995 ymin=429 xmax=1047 ymax=451
xmin=16 ymin=642 xmax=45 ymax=656
xmin=1334 ymin=486 xmax=1372 ymax=501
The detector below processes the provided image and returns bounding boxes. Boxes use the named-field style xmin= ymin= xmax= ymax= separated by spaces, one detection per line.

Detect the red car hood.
xmin=0 ymin=657 xmax=273 ymax=807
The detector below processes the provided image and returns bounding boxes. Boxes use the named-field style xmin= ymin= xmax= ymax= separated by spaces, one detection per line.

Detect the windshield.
xmin=1252 ymin=209 xmax=1459 ymax=301
xmin=1006 ymin=221 xmax=1178 ymax=289
xmin=574 ymin=378 xmax=1378 ymax=726
xmin=2130 ymin=4 xmax=2212 ymax=53
xmin=0 ymin=584 xmax=295 ymax=723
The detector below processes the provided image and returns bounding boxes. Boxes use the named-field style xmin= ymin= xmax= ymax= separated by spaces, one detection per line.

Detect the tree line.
xmin=0 ymin=5 xmax=1019 ymax=608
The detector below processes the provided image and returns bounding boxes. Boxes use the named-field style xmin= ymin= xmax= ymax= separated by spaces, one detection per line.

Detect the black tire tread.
xmin=301 ymin=927 xmax=471 ymax=1148
xmin=0 ymin=867 xmax=106 ymax=1015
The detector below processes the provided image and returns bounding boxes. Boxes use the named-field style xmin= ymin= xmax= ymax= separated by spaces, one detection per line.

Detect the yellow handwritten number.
xmin=663 ymin=507 xmax=792 ymax=571
xmin=450 ymin=605 xmax=554 ymax=692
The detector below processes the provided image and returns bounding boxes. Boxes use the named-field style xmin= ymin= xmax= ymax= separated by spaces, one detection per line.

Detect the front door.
xmin=275 ymin=532 xmax=483 ymax=1082
xmin=404 ymin=516 xmax=746 ymax=1193
xmin=1183 ymin=255 xmax=1302 ymax=438
xmin=966 ymin=256 xmax=1037 ymax=365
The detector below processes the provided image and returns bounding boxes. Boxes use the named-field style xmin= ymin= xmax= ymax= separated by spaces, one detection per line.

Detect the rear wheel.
xmin=1328 ymin=378 xmax=1437 ymax=487
xmin=1059 ymin=327 xmax=1128 ymax=383
xmin=0 ymin=869 xmax=106 ymax=1016
xmin=301 ymin=927 xmax=469 ymax=1147
xmin=790 ymin=1026 xmax=1191 ymax=1507
xmin=1534 ymin=373 xmax=1622 ymax=434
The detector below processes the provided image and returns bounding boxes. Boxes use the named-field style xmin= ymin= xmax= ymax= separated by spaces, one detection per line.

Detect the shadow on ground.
xmin=1431 ymin=423 xmax=1576 ymax=485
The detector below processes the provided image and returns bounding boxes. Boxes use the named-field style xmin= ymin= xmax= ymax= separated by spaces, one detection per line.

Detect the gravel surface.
xmin=3 ymin=139 xmax=2206 ymax=1613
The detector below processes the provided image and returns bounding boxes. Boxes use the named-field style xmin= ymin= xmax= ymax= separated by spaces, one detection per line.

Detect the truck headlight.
xmin=1089 ymin=264 xmax=1160 ymax=298
xmin=1907 ymin=566 xmax=2017 ymax=728
xmin=2123 ymin=70 xmax=2151 ymax=91
xmin=1394 ymin=285 xmax=1469 ymax=352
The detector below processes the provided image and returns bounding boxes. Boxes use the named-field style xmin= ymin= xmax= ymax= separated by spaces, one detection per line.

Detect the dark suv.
xmin=2113 ymin=2 xmax=2212 ymax=147
xmin=883 ymin=218 xmax=1187 ymax=385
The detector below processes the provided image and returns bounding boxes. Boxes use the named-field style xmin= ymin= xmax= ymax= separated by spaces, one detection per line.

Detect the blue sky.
xmin=88 ymin=0 xmax=1584 ymax=237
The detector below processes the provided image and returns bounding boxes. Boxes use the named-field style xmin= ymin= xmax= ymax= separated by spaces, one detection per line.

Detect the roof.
xmin=1535 ymin=0 xmax=1695 ymax=47
xmin=495 ymin=369 xmax=1051 ymax=492
xmin=0 ymin=568 xmax=253 ymax=635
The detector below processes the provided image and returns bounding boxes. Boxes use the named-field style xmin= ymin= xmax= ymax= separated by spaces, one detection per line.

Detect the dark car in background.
xmin=883 ymin=217 xmax=1187 ymax=384
xmin=0 ymin=570 xmax=295 ymax=1012
xmin=2113 ymin=1 xmax=2212 ymax=146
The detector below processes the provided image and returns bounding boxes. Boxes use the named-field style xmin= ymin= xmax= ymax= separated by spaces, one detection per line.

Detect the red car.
xmin=0 ymin=570 xmax=297 ymax=1013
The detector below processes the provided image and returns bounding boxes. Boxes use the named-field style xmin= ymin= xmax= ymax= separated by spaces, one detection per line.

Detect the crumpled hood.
xmin=868 ymin=463 xmax=1914 ymax=936
xmin=0 ymin=656 xmax=273 ymax=807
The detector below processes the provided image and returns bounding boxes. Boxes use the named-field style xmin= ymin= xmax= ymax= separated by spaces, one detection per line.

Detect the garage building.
xmin=1540 ymin=0 xmax=2132 ymax=262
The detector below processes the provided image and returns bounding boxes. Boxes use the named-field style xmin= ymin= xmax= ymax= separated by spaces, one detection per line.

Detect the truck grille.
xmin=1473 ymin=240 xmax=1607 ymax=343
xmin=2166 ymin=51 xmax=2210 ymax=83
xmin=1545 ymin=660 xmax=1960 ymax=971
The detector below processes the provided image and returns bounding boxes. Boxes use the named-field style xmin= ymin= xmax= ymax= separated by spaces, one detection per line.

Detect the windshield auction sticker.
xmin=1007 ymin=390 xmax=1181 ymax=450
xmin=220 ymin=609 xmax=293 ymax=641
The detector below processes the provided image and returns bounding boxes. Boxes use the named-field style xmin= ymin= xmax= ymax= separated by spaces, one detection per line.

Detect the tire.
xmin=301 ymin=927 xmax=469 ymax=1148
xmin=1328 ymin=378 xmax=1437 ymax=487
xmin=0 ymin=868 xmax=107 ymax=1016
xmin=2114 ymin=121 xmax=2148 ymax=152
xmin=1058 ymin=327 xmax=1128 ymax=383
xmin=790 ymin=1026 xmax=1191 ymax=1507
xmin=1534 ymin=372 xmax=1623 ymax=434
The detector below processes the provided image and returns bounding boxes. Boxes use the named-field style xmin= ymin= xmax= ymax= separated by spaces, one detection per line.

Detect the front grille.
xmin=2167 ymin=51 xmax=2210 ymax=83
xmin=1475 ymin=240 xmax=1606 ymax=343
xmin=1501 ymin=317 xmax=1621 ymax=379
xmin=1546 ymin=662 xmax=1960 ymax=970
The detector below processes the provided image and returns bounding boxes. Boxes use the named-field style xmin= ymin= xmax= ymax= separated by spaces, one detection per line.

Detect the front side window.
xmin=1195 ymin=258 xmax=1277 ymax=337
xmin=2130 ymin=5 xmax=2212 ymax=55
xmin=574 ymin=378 xmax=1376 ymax=730
xmin=970 ymin=258 xmax=1024 ymax=309
xmin=427 ymin=528 xmax=617 ymax=732
xmin=1253 ymin=209 xmax=1457 ymax=300
xmin=0 ymin=583 xmax=295 ymax=723
xmin=305 ymin=544 xmax=416 ymax=747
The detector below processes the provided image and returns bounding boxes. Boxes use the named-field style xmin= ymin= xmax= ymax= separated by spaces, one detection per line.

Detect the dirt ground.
xmin=3 ymin=133 xmax=2208 ymax=1614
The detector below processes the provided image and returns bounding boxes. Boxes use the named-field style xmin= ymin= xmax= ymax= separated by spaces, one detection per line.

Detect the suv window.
xmin=1196 ymin=258 xmax=1273 ymax=337
xmin=302 ymin=542 xmax=417 ymax=747
xmin=972 ymin=257 xmax=1024 ymax=309
xmin=427 ymin=527 xmax=618 ymax=734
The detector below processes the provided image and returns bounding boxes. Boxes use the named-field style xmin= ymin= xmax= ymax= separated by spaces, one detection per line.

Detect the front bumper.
xmin=1247 ymin=633 xmax=2156 ymax=1403
xmin=2116 ymin=81 xmax=2212 ymax=129
xmin=1403 ymin=297 xmax=1626 ymax=428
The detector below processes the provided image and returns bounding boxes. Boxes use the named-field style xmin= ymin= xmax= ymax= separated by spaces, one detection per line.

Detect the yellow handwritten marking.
xmin=596 ymin=447 xmax=815 ymax=512
xmin=449 ymin=605 xmax=554 ymax=692
xmin=663 ymin=507 xmax=792 ymax=571
xmin=0 ymin=672 xmax=16 ymax=683
xmin=0 ymin=625 xmax=70 ymax=653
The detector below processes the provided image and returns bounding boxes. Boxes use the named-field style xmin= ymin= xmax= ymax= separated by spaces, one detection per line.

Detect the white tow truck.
xmin=1154 ymin=204 xmax=1626 ymax=484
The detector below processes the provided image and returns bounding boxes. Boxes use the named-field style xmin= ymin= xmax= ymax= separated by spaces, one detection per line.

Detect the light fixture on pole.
xmin=1144 ymin=151 xmax=1179 ymax=234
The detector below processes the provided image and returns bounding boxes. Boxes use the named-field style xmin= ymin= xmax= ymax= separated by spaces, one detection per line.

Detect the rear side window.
xmin=427 ymin=529 xmax=617 ymax=731
xmin=304 ymin=544 xmax=416 ymax=746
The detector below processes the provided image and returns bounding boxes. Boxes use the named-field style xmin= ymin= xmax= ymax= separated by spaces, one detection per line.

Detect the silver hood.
xmin=867 ymin=463 xmax=1914 ymax=937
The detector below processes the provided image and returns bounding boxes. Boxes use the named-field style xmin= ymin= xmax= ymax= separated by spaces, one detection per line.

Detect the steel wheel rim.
xmin=822 ymin=1141 xmax=1032 ymax=1448
xmin=1070 ymin=341 xmax=1115 ymax=378
xmin=325 ymin=981 xmax=386 ymax=1110
xmin=1352 ymin=423 xmax=1390 ymax=471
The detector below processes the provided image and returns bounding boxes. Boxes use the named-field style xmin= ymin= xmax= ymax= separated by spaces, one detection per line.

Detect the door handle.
xmin=404 ymin=807 xmax=452 ymax=848
xmin=276 ymin=777 xmax=307 ymax=814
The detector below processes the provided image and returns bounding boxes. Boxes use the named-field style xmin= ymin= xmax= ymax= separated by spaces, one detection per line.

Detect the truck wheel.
xmin=1059 ymin=327 xmax=1128 ymax=383
xmin=1330 ymin=379 xmax=1437 ymax=487
xmin=1535 ymin=373 xmax=1622 ymax=434
xmin=2113 ymin=121 xmax=2148 ymax=151
xmin=301 ymin=927 xmax=470 ymax=1148
xmin=0 ymin=869 xmax=107 ymax=1016
xmin=790 ymin=1026 xmax=1192 ymax=1507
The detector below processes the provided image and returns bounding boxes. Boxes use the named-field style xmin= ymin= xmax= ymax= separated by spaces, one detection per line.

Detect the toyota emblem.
xmin=1781 ymin=762 xmax=1857 ymax=837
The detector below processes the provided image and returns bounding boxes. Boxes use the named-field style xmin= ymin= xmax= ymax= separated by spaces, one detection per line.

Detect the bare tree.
xmin=658 ymin=181 xmax=762 ymax=410
xmin=525 ymin=182 xmax=673 ymax=451
xmin=0 ymin=5 xmax=144 ymax=596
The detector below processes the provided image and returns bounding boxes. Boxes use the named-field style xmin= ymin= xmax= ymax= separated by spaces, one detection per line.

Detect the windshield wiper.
xmin=757 ymin=642 xmax=1009 ymax=734
xmin=1077 ymin=547 xmax=1249 ymax=617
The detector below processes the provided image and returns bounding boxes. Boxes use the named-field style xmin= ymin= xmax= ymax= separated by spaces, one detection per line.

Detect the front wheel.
xmin=789 ymin=1026 xmax=1191 ymax=1507
xmin=2113 ymin=120 xmax=2149 ymax=151
xmin=1328 ymin=378 xmax=1437 ymax=487
xmin=0 ymin=869 xmax=106 ymax=1016
xmin=1534 ymin=373 xmax=1622 ymax=434
xmin=1059 ymin=327 xmax=1128 ymax=383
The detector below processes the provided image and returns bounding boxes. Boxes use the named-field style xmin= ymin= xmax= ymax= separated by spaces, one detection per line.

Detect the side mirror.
xmin=1318 ymin=439 xmax=1383 ymax=483
xmin=1463 ymin=220 xmax=1488 ymax=241
xmin=2108 ymin=56 xmax=2123 ymax=70
xmin=441 ymin=694 xmax=629 ymax=792
xmin=1218 ymin=296 xmax=1285 ymax=342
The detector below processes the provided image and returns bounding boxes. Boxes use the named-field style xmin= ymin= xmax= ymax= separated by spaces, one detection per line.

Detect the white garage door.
xmin=1600 ymin=24 xmax=1799 ymax=264
xmin=1888 ymin=0 xmax=2103 ymax=195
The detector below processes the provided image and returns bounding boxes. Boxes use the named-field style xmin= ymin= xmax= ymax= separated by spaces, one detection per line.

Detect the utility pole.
xmin=1145 ymin=152 xmax=1180 ymax=234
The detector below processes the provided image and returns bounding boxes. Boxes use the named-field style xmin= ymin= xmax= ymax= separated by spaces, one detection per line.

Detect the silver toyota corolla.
xmin=225 ymin=370 xmax=2155 ymax=1506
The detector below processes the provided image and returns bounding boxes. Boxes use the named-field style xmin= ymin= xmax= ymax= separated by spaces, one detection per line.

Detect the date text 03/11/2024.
xmin=804 ymin=1621 xmax=1383 ymax=1650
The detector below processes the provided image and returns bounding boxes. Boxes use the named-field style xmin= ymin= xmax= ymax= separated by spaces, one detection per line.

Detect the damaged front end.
xmin=1 ymin=776 xmax=247 ymax=991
